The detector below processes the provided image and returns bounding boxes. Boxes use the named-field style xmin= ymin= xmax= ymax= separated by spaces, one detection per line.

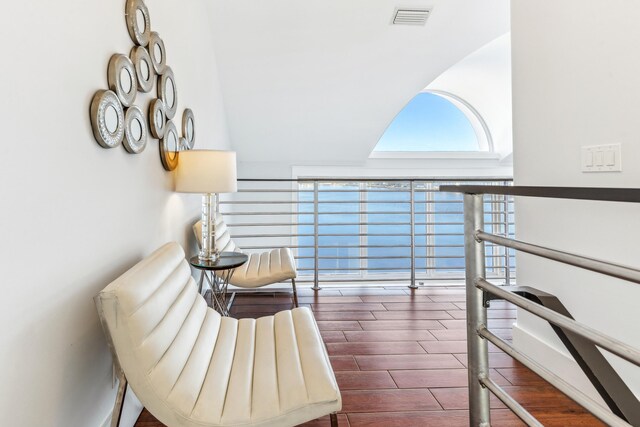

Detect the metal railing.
xmin=441 ymin=185 xmax=640 ymax=427
xmin=220 ymin=178 xmax=515 ymax=288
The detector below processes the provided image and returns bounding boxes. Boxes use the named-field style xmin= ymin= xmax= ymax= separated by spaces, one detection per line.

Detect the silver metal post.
xmin=425 ymin=182 xmax=436 ymax=279
xmin=503 ymin=195 xmax=511 ymax=285
xmin=312 ymin=181 xmax=321 ymax=291
xmin=409 ymin=181 xmax=418 ymax=289
xmin=464 ymin=193 xmax=491 ymax=426
xmin=359 ymin=182 xmax=367 ymax=282
xmin=110 ymin=369 xmax=128 ymax=427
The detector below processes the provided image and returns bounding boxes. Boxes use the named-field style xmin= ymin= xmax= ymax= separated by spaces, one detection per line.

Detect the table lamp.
xmin=175 ymin=150 xmax=237 ymax=262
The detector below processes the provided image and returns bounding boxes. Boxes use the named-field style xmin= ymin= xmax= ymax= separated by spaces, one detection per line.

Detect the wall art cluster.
xmin=89 ymin=0 xmax=196 ymax=171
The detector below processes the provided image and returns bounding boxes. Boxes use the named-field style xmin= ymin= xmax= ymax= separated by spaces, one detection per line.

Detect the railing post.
xmin=409 ymin=180 xmax=418 ymax=289
xmin=359 ymin=182 xmax=367 ymax=282
xmin=464 ymin=193 xmax=491 ymax=426
xmin=313 ymin=181 xmax=321 ymax=291
xmin=503 ymin=194 xmax=511 ymax=286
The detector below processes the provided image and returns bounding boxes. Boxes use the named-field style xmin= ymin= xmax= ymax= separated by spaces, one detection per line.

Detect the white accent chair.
xmin=96 ymin=242 xmax=341 ymax=427
xmin=194 ymin=217 xmax=299 ymax=306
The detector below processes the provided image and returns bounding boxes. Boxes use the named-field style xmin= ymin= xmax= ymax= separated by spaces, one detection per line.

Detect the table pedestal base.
xmin=197 ymin=269 xmax=236 ymax=316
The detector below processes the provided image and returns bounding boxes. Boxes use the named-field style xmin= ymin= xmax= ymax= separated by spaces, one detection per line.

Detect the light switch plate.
xmin=581 ymin=144 xmax=622 ymax=172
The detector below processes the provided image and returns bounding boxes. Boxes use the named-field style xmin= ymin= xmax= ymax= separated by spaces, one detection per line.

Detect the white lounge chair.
xmin=194 ymin=216 xmax=299 ymax=306
xmin=95 ymin=242 xmax=340 ymax=427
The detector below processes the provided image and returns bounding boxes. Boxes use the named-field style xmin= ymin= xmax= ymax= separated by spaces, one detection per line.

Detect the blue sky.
xmin=374 ymin=92 xmax=479 ymax=151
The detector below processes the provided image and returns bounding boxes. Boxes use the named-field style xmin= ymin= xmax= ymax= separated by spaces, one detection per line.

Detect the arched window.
xmin=372 ymin=91 xmax=492 ymax=153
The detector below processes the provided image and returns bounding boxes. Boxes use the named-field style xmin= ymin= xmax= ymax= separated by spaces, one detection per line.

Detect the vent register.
xmin=392 ymin=8 xmax=431 ymax=26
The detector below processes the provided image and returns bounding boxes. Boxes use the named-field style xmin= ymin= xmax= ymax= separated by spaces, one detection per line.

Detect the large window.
xmin=295 ymin=180 xmax=514 ymax=281
xmin=372 ymin=91 xmax=492 ymax=153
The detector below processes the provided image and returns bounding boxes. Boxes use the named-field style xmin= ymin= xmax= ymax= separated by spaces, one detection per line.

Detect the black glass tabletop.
xmin=189 ymin=252 xmax=248 ymax=270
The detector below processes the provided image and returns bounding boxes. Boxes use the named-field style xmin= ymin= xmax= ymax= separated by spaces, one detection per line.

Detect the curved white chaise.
xmin=96 ymin=242 xmax=340 ymax=427
xmin=194 ymin=217 xmax=299 ymax=306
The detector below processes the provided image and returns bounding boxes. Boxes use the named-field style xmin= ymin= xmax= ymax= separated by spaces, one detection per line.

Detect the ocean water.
xmin=295 ymin=183 xmax=514 ymax=278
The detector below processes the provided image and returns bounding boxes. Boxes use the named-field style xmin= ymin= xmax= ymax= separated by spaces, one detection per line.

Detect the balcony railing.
xmin=442 ymin=185 xmax=640 ymax=427
xmin=219 ymin=178 xmax=515 ymax=288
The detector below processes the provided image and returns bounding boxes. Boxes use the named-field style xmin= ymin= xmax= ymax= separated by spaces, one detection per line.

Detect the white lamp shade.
xmin=174 ymin=150 xmax=238 ymax=193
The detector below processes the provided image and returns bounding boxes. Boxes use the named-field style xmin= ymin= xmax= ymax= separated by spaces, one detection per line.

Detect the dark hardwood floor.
xmin=135 ymin=286 xmax=604 ymax=427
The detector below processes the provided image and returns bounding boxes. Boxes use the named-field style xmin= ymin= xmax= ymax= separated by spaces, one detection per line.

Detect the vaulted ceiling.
xmin=207 ymin=0 xmax=510 ymax=166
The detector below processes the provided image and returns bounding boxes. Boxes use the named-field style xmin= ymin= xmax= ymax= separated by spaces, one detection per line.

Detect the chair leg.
xmin=111 ymin=370 xmax=128 ymax=427
xmin=330 ymin=412 xmax=338 ymax=427
xmin=291 ymin=278 xmax=299 ymax=308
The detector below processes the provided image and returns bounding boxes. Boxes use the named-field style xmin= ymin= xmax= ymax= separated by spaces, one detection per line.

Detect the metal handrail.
xmin=477 ymin=278 xmax=640 ymax=366
xmin=227 ymin=221 xmax=512 ymax=226
xmin=232 ymin=232 xmax=502 ymax=238
xmin=477 ymin=231 xmax=640 ymax=285
xmin=224 ymin=178 xmax=514 ymax=288
xmin=240 ymin=243 xmax=513 ymax=250
xmin=444 ymin=185 xmax=640 ymax=427
xmin=223 ymin=210 xmax=513 ymax=215
xmin=240 ymin=177 xmax=512 ymax=182
xmin=480 ymin=328 xmax=630 ymax=427
xmin=439 ymin=184 xmax=640 ymax=203
xmin=478 ymin=373 xmax=543 ymax=427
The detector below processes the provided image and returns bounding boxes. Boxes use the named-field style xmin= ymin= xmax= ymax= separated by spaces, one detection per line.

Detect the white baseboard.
xmin=512 ymin=324 xmax=606 ymax=406
xmin=99 ymin=384 xmax=144 ymax=427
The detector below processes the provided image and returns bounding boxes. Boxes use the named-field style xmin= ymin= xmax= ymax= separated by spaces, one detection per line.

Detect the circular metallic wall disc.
xmin=90 ymin=90 xmax=125 ymax=148
xmin=123 ymin=106 xmax=148 ymax=154
xmin=148 ymin=98 xmax=166 ymax=139
xmin=108 ymin=54 xmax=137 ymax=107
xmin=130 ymin=46 xmax=154 ymax=93
xmin=149 ymin=32 xmax=167 ymax=75
xmin=160 ymin=120 xmax=179 ymax=171
xmin=182 ymin=108 xmax=195 ymax=149
xmin=158 ymin=66 xmax=177 ymax=119
xmin=125 ymin=0 xmax=151 ymax=46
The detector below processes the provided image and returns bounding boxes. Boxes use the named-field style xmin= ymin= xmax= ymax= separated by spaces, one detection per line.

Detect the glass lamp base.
xmin=198 ymin=250 xmax=220 ymax=263
xmin=200 ymin=193 xmax=220 ymax=263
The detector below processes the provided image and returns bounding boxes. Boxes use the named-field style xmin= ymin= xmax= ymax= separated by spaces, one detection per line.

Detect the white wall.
xmin=291 ymin=157 xmax=512 ymax=180
xmin=0 ymin=1 xmax=229 ymax=426
xmin=238 ymin=155 xmax=512 ymax=181
xmin=512 ymin=0 xmax=640 ymax=400
xmin=428 ymin=33 xmax=513 ymax=159
xmin=209 ymin=0 xmax=510 ymax=167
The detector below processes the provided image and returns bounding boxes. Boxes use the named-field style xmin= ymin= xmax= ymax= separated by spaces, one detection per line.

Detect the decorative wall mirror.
xmin=160 ymin=121 xmax=179 ymax=171
xmin=130 ymin=46 xmax=154 ymax=93
xmin=108 ymin=54 xmax=137 ymax=107
xmin=158 ymin=67 xmax=177 ymax=119
xmin=91 ymin=0 xmax=199 ymax=170
xmin=125 ymin=0 xmax=151 ymax=46
xmin=149 ymin=99 xmax=166 ymax=139
xmin=149 ymin=32 xmax=167 ymax=75
xmin=182 ymin=108 xmax=195 ymax=149
xmin=90 ymin=90 xmax=125 ymax=148
xmin=123 ymin=106 xmax=148 ymax=154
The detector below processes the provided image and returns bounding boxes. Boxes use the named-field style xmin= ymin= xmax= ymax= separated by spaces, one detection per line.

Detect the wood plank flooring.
xmin=134 ymin=286 xmax=604 ymax=427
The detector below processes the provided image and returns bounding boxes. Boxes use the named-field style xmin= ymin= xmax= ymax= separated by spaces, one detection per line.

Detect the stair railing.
xmin=441 ymin=185 xmax=640 ymax=427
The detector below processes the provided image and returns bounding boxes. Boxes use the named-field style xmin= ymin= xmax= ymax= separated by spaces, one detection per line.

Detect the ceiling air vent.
xmin=392 ymin=8 xmax=431 ymax=26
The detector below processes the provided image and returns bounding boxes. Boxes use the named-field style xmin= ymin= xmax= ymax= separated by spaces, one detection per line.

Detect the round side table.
xmin=190 ymin=252 xmax=248 ymax=316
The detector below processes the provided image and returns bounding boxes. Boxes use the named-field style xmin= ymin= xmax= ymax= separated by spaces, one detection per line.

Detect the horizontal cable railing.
xmin=440 ymin=185 xmax=640 ymax=427
xmin=220 ymin=178 xmax=515 ymax=288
